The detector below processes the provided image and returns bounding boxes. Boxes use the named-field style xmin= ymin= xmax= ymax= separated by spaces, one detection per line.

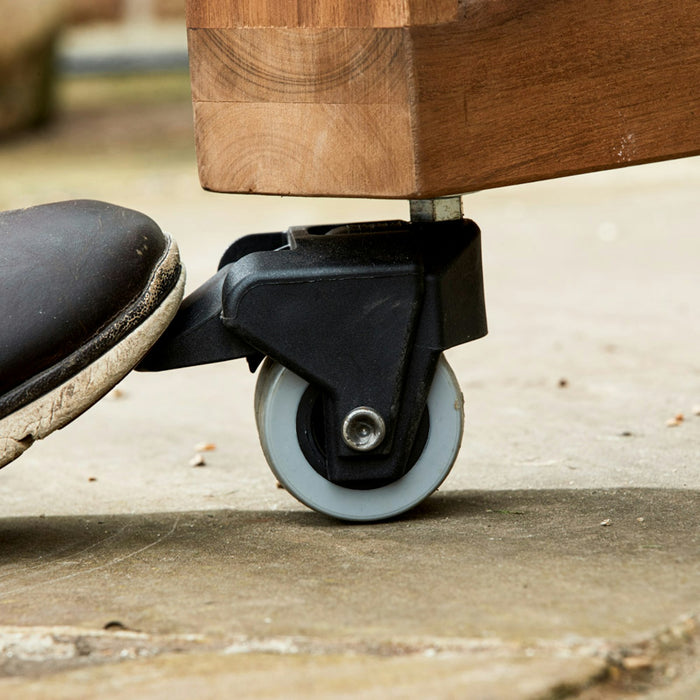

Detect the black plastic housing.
xmin=140 ymin=218 xmax=487 ymax=487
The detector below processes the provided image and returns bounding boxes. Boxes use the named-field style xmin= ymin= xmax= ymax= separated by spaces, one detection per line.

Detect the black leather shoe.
xmin=0 ymin=200 xmax=185 ymax=467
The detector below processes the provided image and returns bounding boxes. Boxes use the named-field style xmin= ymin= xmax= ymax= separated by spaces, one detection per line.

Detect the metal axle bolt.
xmin=342 ymin=407 xmax=386 ymax=452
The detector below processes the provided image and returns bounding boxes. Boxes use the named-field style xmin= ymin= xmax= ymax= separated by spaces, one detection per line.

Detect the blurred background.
xmin=0 ymin=0 xmax=192 ymax=209
xmin=1 ymin=0 xmax=186 ymax=138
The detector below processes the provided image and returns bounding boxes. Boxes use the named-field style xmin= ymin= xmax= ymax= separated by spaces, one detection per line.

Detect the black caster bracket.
xmin=140 ymin=199 xmax=487 ymax=506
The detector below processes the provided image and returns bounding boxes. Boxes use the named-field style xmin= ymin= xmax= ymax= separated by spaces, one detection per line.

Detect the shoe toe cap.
xmin=0 ymin=199 xmax=175 ymax=397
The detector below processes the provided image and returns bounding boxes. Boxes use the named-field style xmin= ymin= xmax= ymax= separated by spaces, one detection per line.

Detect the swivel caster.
xmin=140 ymin=197 xmax=487 ymax=521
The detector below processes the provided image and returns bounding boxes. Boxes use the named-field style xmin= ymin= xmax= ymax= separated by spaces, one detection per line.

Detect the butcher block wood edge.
xmin=187 ymin=0 xmax=700 ymax=198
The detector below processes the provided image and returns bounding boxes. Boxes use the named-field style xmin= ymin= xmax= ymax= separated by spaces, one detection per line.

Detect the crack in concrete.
xmin=575 ymin=614 xmax=700 ymax=699
xmin=0 ymin=624 xmax=209 ymax=678
xmin=0 ymin=613 xmax=697 ymax=698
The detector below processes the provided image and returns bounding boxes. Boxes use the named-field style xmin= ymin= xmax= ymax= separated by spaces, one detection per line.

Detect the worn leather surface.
xmin=0 ymin=200 xmax=169 ymax=398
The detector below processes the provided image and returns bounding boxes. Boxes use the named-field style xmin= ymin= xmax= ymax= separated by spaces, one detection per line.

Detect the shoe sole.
xmin=0 ymin=237 xmax=185 ymax=468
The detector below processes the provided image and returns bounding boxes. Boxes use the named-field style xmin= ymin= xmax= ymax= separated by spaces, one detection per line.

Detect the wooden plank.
xmin=186 ymin=0 xmax=459 ymax=28
xmin=194 ymin=102 xmax=415 ymax=197
xmin=188 ymin=0 xmax=700 ymax=198
xmin=188 ymin=28 xmax=409 ymax=104
xmin=186 ymin=0 xmax=410 ymax=28
xmin=407 ymin=0 xmax=458 ymax=25
xmin=409 ymin=0 xmax=700 ymax=195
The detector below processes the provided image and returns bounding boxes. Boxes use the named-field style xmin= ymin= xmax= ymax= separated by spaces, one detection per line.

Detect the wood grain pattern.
xmin=194 ymin=102 xmax=415 ymax=197
xmin=410 ymin=0 xmax=700 ymax=195
xmin=186 ymin=0 xmax=408 ymax=28
xmin=188 ymin=28 xmax=409 ymax=104
xmin=188 ymin=0 xmax=700 ymax=198
xmin=186 ymin=0 xmax=458 ymax=28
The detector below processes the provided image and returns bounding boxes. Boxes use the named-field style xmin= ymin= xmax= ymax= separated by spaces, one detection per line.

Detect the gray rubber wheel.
xmin=254 ymin=355 xmax=464 ymax=522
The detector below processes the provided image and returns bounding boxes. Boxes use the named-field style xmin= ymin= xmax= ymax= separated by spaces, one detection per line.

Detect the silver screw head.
xmin=342 ymin=407 xmax=386 ymax=452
